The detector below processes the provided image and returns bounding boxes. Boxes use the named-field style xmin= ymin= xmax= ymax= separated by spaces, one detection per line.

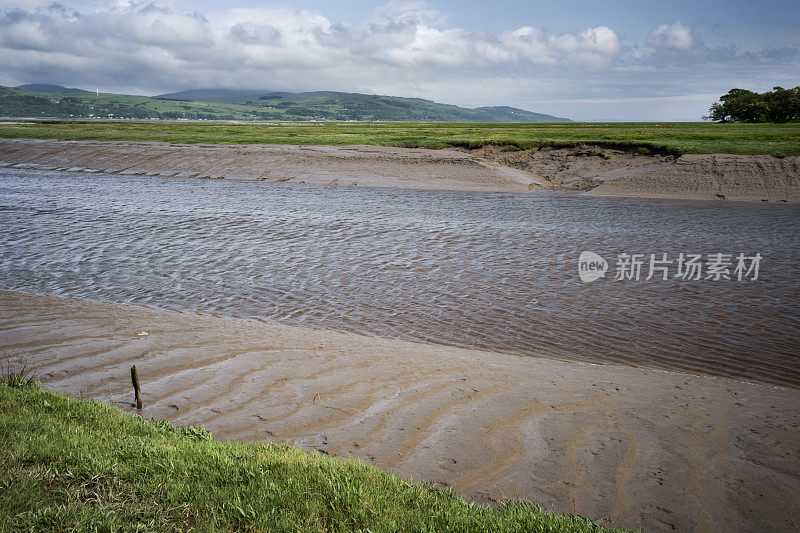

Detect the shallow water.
xmin=1 ymin=168 xmax=799 ymax=387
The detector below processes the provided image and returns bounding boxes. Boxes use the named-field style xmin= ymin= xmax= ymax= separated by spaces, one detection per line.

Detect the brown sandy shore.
xmin=1 ymin=290 xmax=798 ymax=531
xmin=1 ymin=138 xmax=799 ymax=202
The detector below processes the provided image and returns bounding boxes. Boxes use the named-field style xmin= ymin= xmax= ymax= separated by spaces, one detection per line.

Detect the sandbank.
xmin=1 ymin=290 xmax=798 ymax=531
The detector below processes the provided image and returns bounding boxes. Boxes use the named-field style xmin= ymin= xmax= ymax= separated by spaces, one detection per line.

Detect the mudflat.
xmin=1 ymin=290 xmax=798 ymax=532
xmin=1 ymin=138 xmax=798 ymax=202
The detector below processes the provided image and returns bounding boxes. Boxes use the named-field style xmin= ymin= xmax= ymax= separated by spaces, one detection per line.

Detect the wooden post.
xmin=131 ymin=365 xmax=142 ymax=409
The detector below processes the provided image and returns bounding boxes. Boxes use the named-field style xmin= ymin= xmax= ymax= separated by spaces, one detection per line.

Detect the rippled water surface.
xmin=2 ymin=168 xmax=799 ymax=387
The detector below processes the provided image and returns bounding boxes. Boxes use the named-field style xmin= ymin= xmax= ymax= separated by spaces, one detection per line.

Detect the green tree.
xmin=766 ymin=86 xmax=800 ymax=122
xmin=706 ymin=86 xmax=800 ymax=123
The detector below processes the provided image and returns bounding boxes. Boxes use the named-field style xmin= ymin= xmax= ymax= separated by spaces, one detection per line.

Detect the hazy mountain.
xmin=16 ymin=84 xmax=90 ymax=94
xmin=155 ymin=89 xmax=273 ymax=103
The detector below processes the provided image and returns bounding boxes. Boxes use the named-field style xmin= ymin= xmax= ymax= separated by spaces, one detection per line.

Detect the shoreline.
xmin=1 ymin=137 xmax=799 ymax=202
xmin=1 ymin=290 xmax=798 ymax=531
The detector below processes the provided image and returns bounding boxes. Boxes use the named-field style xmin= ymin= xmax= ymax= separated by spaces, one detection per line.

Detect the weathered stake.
xmin=131 ymin=365 xmax=142 ymax=409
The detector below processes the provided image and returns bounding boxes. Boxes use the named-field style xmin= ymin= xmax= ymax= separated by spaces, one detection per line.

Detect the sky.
xmin=1 ymin=0 xmax=798 ymax=120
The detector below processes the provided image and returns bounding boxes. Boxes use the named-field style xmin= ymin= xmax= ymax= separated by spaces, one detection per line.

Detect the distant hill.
xmin=15 ymin=84 xmax=90 ymax=94
xmin=1 ymin=84 xmax=571 ymax=122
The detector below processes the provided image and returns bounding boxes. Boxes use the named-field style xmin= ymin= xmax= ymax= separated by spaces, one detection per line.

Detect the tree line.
xmin=705 ymin=86 xmax=800 ymax=122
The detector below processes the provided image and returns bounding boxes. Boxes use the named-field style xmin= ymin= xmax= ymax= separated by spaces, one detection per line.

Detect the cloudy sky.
xmin=1 ymin=0 xmax=798 ymax=120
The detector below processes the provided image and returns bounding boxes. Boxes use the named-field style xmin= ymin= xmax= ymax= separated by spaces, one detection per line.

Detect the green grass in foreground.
xmin=1 ymin=120 xmax=799 ymax=156
xmin=0 ymin=379 xmax=615 ymax=532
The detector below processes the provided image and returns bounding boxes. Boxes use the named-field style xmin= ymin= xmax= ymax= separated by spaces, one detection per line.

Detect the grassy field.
xmin=1 ymin=120 xmax=799 ymax=156
xmin=0 ymin=377 xmax=615 ymax=532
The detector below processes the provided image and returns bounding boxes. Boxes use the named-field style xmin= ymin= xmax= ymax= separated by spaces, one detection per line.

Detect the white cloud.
xmin=648 ymin=21 xmax=693 ymax=50
xmin=0 ymin=2 xmax=628 ymax=90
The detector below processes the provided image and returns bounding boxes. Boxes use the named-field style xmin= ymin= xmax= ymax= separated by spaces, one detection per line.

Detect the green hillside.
xmin=0 ymin=84 xmax=570 ymax=122
xmin=0 ymin=378 xmax=613 ymax=532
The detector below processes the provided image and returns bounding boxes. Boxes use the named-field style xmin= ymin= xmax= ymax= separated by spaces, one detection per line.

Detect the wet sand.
xmin=1 ymin=138 xmax=798 ymax=202
xmin=1 ymin=290 xmax=798 ymax=532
